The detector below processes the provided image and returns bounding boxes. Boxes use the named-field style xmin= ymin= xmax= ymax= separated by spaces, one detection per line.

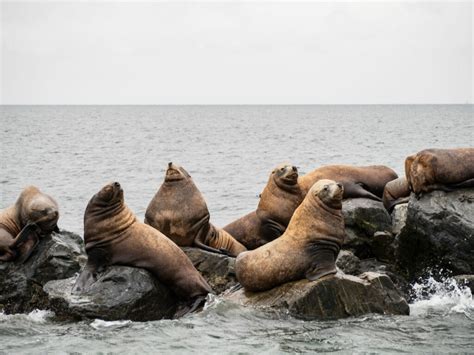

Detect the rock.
xmin=396 ymin=189 xmax=474 ymax=279
xmin=336 ymin=250 xmax=361 ymax=275
xmin=342 ymin=198 xmax=393 ymax=259
xmin=182 ymin=247 xmax=237 ymax=294
xmin=391 ymin=203 xmax=408 ymax=235
xmin=0 ymin=230 xmax=86 ymax=314
xmin=454 ymin=275 xmax=474 ymax=294
xmin=44 ymin=266 xmax=177 ymax=321
xmin=226 ymin=272 xmax=409 ymax=320
xmin=371 ymin=231 xmax=396 ymax=263
xmin=359 ymin=258 xmax=410 ymax=300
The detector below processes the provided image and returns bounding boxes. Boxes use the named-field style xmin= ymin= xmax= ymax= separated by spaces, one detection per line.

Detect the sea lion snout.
xmin=275 ymin=164 xmax=298 ymax=184
xmin=311 ymin=179 xmax=343 ymax=208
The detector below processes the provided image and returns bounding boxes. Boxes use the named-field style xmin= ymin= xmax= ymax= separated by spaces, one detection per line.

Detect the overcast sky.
xmin=1 ymin=1 xmax=472 ymax=104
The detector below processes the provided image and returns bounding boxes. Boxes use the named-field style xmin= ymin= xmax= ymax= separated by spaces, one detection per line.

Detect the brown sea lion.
xmin=0 ymin=186 xmax=59 ymax=263
xmin=235 ymin=179 xmax=345 ymax=292
xmin=223 ymin=163 xmax=305 ymax=249
xmin=404 ymin=153 xmax=417 ymax=191
xmin=407 ymin=148 xmax=474 ymax=196
xmin=144 ymin=163 xmax=246 ymax=257
xmin=255 ymin=163 xmax=305 ymax=243
xmin=382 ymin=177 xmax=411 ymax=212
xmin=222 ymin=211 xmax=262 ymax=250
xmin=73 ymin=182 xmax=212 ymax=305
xmin=299 ymin=165 xmax=398 ymax=201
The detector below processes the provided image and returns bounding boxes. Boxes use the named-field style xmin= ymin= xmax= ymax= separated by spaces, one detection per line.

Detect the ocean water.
xmin=1 ymin=105 xmax=473 ymax=353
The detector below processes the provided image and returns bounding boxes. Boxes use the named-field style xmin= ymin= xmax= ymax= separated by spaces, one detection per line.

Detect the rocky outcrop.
xmin=183 ymin=247 xmax=237 ymax=294
xmin=396 ymin=188 xmax=474 ymax=279
xmin=44 ymin=266 xmax=177 ymax=321
xmin=226 ymin=272 xmax=409 ymax=320
xmin=0 ymin=230 xmax=86 ymax=314
xmin=342 ymin=198 xmax=393 ymax=260
xmin=336 ymin=250 xmax=361 ymax=275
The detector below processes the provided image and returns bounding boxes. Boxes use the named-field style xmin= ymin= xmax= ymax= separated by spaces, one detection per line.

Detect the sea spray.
xmin=410 ymin=273 xmax=473 ymax=319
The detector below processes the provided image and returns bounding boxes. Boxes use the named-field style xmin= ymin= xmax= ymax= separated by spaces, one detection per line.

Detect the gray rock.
xmin=342 ymin=198 xmax=393 ymax=259
xmin=359 ymin=258 xmax=410 ymax=300
xmin=454 ymin=274 xmax=474 ymax=294
xmin=182 ymin=247 xmax=237 ymax=294
xmin=226 ymin=272 xmax=409 ymax=320
xmin=396 ymin=188 xmax=474 ymax=279
xmin=44 ymin=266 xmax=177 ymax=321
xmin=336 ymin=250 xmax=361 ymax=275
xmin=0 ymin=230 xmax=86 ymax=314
xmin=391 ymin=203 xmax=408 ymax=235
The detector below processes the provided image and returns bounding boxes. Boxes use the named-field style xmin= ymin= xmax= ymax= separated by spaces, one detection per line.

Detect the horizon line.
xmin=1 ymin=103 xmax=473 ymax=106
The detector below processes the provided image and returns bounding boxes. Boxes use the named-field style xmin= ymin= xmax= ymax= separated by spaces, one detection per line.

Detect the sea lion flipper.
xmin=17 ymin=235 xmax=40 ymax=263
xmin=193 ymin=237 xmax=228 ymax=255
xmin=73 ymin=262 xmax=98 ymax=293
xmin=53 ymin=225 xmax=60 ymax=233
xmin=10 ymin=223 xmax=40 ymax=248
xmin=305 ymin=240 xmax=340 ymax=281
xmin=345 ymin=183 xmax=382 ymax=201
xmin=174 ymin=295 xmax=207 ymax=318
xmin=72 ymin=248 xmax=109 ymax=293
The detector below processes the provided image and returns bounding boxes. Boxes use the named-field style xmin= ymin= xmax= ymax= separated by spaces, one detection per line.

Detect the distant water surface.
xmin=0 ymin=105 xmax=473 ymax=353
xmin=1 ymin=105 xmax=472 ymax=234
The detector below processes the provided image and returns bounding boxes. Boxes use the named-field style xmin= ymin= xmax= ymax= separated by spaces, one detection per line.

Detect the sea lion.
xmin=299 ymin=165 xmax=398 ymax=201
xmin=222 ymin=211 xmax=262 ymax=250
xmin=223 ymin=163 xmax=305 ymax=249
xmin=406 ymin=148 xmax=474 ymax=196
xmin=382 ymin=177 xmax=411 ymax=212
xmin=404 ymin=153 xmax=417 ymax=191
xmin=0 ymin=186 xmax=59 ymax=263
xmin=235 ymin=179 xmax=345 ymax=292
xmin=144 ymin=163 xmax=246 ymax=257
xmin=74 ymin=182 xmax=212 ymax=306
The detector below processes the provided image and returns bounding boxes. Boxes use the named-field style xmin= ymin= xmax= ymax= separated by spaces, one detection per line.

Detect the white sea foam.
xmin=410 ymin=275 xmax=473 ymax=319
xmin=90 ymin=319 xmax=132 ymax=330
xmin=0 ymin=309 xmax=54 ymax=323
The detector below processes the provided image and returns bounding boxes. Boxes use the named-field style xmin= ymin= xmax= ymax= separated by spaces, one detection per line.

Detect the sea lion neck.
xmin=271 ymin=174 xmax=302 ymax=195
xmin=311 ymin=194 xmax=342 ymax=218
xmin=84 ymin=199 xmax=136 ymax=247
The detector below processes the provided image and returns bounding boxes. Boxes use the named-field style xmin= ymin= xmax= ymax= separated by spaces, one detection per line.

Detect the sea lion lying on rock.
xmin=299 ymin=165 xmax=398 ymax=201
xmin=383 ymin=177 xmax=411 ymax=212
xmin=73 ymin=182 xmax=212 ymax=308
xmin=405 ymin=148 xmax=474 ymax=196
xmin=145 ymin=163 xmax=246 ymax=257
xmin=235 ymin=179 xmax=345 ymax=292
xmin=224 ymin=163 xmax=305 ymax=249
xmin=0 ymin=186 xmax=59 ymax=262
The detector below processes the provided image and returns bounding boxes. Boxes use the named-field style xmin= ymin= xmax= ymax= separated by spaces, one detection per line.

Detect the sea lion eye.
xmin=323 ymin=185 xmax=329 ymax=191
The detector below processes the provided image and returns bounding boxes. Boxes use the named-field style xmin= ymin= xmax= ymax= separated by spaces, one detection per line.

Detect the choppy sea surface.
xmin=1 ymin=105 xmax=473 ymax=353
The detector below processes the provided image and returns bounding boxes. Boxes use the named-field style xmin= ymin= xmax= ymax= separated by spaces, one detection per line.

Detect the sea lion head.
xmin=309 ymin=179 xmax=344 ymax=209
xmin=93 ymin=181 xmax=124 ymax=207
xmin=272 ymin=163 xmax=298 ymax=187
xmin=17 ymin=186 xmax=59 ymax=233
xmin=410 ymin=154 xmax=435 ymax=194
xmin=165 ymin=162 xmax=191 ymax=182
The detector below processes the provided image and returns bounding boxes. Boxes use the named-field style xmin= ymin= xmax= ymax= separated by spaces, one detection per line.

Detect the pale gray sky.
xmin=1 ymin=1 xmax=472 ymax=104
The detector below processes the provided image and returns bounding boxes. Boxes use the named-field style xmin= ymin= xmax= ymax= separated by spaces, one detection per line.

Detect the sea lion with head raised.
xmin=235 ymin=179 xmax=345 ymax=292
xmin=299 ymin=165 xmax=398 ymax=201
xmin=383 ymin=177 xmax=411 ymax=212
xmin=406 ymin=148 xmax=474 ymax=196
xmin=145 ymin=163 xmax=247 ymax=257
xmin=73 ymin=182 xmax=212 ymax=304
xmin=223 ymin=163 xmax=305 ymax=249
xmin=0 ymin=186 xmax=59 ymax=263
